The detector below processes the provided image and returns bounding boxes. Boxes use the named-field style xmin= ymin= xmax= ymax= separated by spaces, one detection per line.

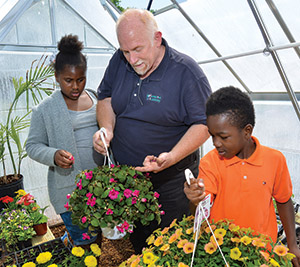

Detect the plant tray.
xmin=0 ymin=236 xmax=72 ymax=267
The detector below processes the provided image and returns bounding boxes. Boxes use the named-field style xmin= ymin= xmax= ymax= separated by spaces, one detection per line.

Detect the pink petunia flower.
xmin=86 ymin=192 xmax=93 ymax=199
xmin=82 ymin=233 xmax=90 ymax=240
xmin=85 ymin=171 xmax=93 ymax=180
xmin=64 ymin=202 xmax=69 ymax=210
xmin=160 ymin=210 xmax=165 ymax=215
xmin=108 ymin=189 xmax=119 ymax=200
xmin=81 ymin=216 xmax=87 ymax=223
xmin=122 ymin=221 xmax=130 ymax=230
xmin=87 ymin=197 xmax=96 ymax=207
xmin=109 ymin=178 xmax=116 ymax=183
xmin=106 ymin=208 xmax=113 ymax=215
xmin=131 ymin=197 xmax=137 ymax=205
xmin=123 ymin=189 xmax=132 ymax=198
xmin=116 ymin=226 xmax=124 ymax=233
xmin=154 ymin=192 xmax=160 ymax=198
xmin=132 ymin=190 xmax=140 ymax=197
xmin=76 ymin=179 xmax=82 ymax=190
xmin=110 ymin=164 xmax=115 ymax=168
xmin=66 ymin=194 xmax=71 ymax=199
xmin=141 ymin=198 xmax=147 ymax=203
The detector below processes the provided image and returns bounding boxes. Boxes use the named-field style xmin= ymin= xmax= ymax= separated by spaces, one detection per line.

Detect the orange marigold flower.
xmin=204 ymin=242 xmax=217 ymax=254
xmin=160 ymin=244 xmax=170 ymax=251
xmin=177 ymin=239 xmax=188 ymax=248
xmin=161 ymin=227 xmax=169 ymax=235
xmin=168 ymin=233 xmax=178 ymax=244
xmin=186 ymin=227 xmax=194 ymax=235
xmin=154 ymin=236 xmax=163 ymax=247
xmin=210 ymin=234 xmax=223 ymax=246
xmin=260 ymin=251 xmax=270 ymax=261
xmin=183 ymin=242 xmax=194 ymax=254
xmin=273 ymin=244 xmax=288 ymax=257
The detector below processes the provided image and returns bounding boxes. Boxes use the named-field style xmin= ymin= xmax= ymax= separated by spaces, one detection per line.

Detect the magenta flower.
xmin=106 ymin=208 xmax=113 ymax=215
xmin=85 ymin=170 xmax=93 ymax=180
xmin=122 ymin=221 xmax=130 ymax=230
xmin=132 ymin=190 xmax=140 ymax=197
xmin=154 ymin=192 xmax=160 ymax=198
xmin=86 ymin=192 xmax=93 ymax=199
xmin=109 ymin=178 xmax=116 ymax=183
xmin=160 ymin=210 xmax=165 ymax=215
xmin=108 ymin=189 xmax=119 ymax=200
xmin=110 ymin=164 xmax=115 ymax=168
xmin=81 ymin=216 xmax=87 ymax=223
xmin=123 ymin=189 xmax=132 ymax=198
xmin=82 ymin=233 xmax=90 ymax=240
xmin=64 ymin=202 xmax=69 ymax=210
xmin=87 ymin=197 xmax=96 ymax=207
xmin=70 ymin=156 xmax=74 ymax=161
xmin=66 ymin=194 xmax=71 ymax=199
xmin=76 ymin=179 xmax=82 ymax=190
xmin=131 ymin=197 xmax=137 ymax=205
xmin=116 ymin=226 xmax=124 ymax=233
xmin=141 ymin=198 xmax=147 ymax=202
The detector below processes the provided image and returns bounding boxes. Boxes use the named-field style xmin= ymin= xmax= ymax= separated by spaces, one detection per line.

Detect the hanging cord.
xmin=99 ymin=127 xmax=113 ymax=167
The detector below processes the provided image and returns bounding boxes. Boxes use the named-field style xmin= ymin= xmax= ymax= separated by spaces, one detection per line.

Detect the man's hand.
xmin=184 ymin=178 xmax=206 ymax=206
xmin=93 ymin=129 xmax=113 ymax=155
xmin=54 ymin=150 xmax=74 ymax=168
xmin=135 ymin=152 xmax=175 ymax=173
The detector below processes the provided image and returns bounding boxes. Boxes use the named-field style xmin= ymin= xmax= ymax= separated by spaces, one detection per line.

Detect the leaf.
xmin=91 ymin=219 xmax=100 ymax=227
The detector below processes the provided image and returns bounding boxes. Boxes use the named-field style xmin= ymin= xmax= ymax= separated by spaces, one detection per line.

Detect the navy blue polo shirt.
xmin=98 ymin=39 xmax=211 ymax=166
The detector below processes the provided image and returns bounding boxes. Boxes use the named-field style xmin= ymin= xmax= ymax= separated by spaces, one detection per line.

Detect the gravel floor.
xmin=50 ymin=224 xmax=135 ymax=267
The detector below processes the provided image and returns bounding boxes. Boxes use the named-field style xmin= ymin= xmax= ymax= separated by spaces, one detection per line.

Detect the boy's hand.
xmin=184 ymin=178 xmax=206 ymax=206
xmin=54 ymin=150 xmax=74 ymax=168
xmin=289 ymin=245 xmax=300 ymax=267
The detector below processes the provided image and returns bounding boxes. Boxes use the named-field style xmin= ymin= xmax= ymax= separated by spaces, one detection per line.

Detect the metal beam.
xmin=247 ymin=0 xmax=300 ymax=121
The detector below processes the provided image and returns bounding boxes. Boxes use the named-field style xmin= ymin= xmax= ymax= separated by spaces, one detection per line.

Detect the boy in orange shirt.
xmin=184 ymin=86 xmax=300 ymax=266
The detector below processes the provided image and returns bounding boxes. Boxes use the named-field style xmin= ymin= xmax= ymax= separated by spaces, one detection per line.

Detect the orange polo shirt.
xmin=199 ymin=136 xmax=292 ymax=242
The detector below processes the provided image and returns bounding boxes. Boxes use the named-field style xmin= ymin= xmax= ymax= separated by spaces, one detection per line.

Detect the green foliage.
xmin=68 ymin=165 xmax=162 ymax=238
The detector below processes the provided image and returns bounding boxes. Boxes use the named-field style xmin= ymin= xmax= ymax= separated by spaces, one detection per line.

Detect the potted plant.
xmin=121 ymin=216 xmax=295 ymax=267
xmin=65 ymin=164 xmax=162 ymax=240
xmin=0 ymin=55 xmax=54 ymax=209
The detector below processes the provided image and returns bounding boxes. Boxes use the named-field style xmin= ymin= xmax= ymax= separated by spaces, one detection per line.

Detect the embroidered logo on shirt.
xmin=146 ymin=94 xmax=161 ymax=103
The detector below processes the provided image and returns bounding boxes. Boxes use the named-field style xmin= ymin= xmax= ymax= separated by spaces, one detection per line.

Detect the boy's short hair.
xmin=206 ymin=86 xmax=255 ymax=129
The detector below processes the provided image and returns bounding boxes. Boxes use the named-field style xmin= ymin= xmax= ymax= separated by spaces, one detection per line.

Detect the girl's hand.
xmin=54 ymin=150 xmax=74 ymax=168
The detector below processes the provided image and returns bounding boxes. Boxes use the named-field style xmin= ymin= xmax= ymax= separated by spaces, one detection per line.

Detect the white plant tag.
xmin=193 ymin=194 xmax=211 ymax=232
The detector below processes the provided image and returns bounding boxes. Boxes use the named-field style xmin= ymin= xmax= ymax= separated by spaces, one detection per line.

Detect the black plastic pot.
xmin=0 ymin=175 xmax=24 ymax=210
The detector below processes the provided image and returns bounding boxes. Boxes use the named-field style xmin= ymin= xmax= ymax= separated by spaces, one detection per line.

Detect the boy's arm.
xmin=277 ymin=198 xmax=300 ymax=267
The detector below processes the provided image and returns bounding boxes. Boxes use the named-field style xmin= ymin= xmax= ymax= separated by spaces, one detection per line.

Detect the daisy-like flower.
xmin=230 ymin=247 xmax=242 ymax=260
xmin=204 ymin=242 xmax=217 ymax=254
xmin=84 ymin=255 xmax=98 ymax=267
xmin=273 ymin=244 xmax=288 ymax=256
xmin=36 ymin=252 xmax=52 ymax=264
xmin=143 ymin=252 xmax=156 ymax=264
xmin=183 ymin=242 xmax=194 ymax=254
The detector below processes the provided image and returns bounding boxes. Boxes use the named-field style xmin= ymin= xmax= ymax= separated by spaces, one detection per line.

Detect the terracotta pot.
xmin=33 ymin=222 xmax=47 ymax=236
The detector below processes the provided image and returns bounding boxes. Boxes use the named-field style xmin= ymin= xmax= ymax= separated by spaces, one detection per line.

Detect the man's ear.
xmin=154 ymin=31 xmax=162 ymax=47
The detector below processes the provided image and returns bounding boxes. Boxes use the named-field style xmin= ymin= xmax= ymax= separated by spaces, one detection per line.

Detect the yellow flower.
xmin=161 ymin=227 xmax=169 ymax=235
xmin=273 ymin=244 xmax=288 ymax=256
xmin=230 ymin=247 xmax=241 ymax=260
xmin=252 ymin=237 xmax=266 ymax=248
xmin=229 ymin=223 xmax=240 ymax=232
xmin=160 ymin=244 xmax=170 ymax=251
xmin=183 ymin=242 xmax=194 ymax=254
xmin=286 ymin=252 xmax=296 ymax=261
xmin=170 ymin=218 xmax=177 ymax=228
xmin=22 ymin=263 xmax=36 ymax=267
xmin=205 ymin=224 xmax=216 ymax=233
xmin=259 ymin=251 xmax=270 ymax=261
xmin=178 ymin=263 xmax=189 ymax=267
xmin=154 ymin=236 xmax=163 ymax=246
xmin=204 ymin=242 xmax=217 ymax=254
xmin=147 ymin=234 xmax=155 ymax=245
xmin=214 ymin=228 xmax=226 ymax=236
xmin=90 ymin=243 xmax=101 ymax=256
xmin=36 ymin=252 xmax=52 ymax=264
xmin=231 ymin=237 xmax=240 ymax=243
xmin=84 ymin=255 xmax=97 ymax=267
xmin=177 ymin=239 xmax=188 ymax=248
xmin=16 ymin=189 xmax=27 ymax=197
xmin=240 ymin=235 xmax=252 ymax=245
xmin=269 ymin=258 xmax=280 ymax=267
xmin=175 ymin=228 xmax=183 ymax=237
xmin=72 ymin=246 xmax=85 ymax=257
xmin=130 ymin=257 xmax=141 ymax=267
xmin=143 ymin=252 xmax=156 ymax=264
xmin=186 ymin=227 xmax=193 ymax=235
xmin=48 ymin=265 xmax=58 ymax=267
xmin=168 ymin=233 xmax=178 ymax=244
xmin=210 ymin=234 xmax=223 ymax=246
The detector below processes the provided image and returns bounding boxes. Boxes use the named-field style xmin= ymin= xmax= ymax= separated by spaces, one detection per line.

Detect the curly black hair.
xmin=206 ymin=86 xmax=255 ymax=129
xmin=54 ymin=34 xmax=87 ymax=74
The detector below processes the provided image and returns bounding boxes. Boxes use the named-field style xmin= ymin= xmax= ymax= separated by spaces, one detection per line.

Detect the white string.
xmin=99 ymin=127 xmax=112 ymax=167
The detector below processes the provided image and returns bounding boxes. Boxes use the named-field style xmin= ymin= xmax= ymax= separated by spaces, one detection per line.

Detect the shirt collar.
xmin=221 ymin=136 xmax=263 ymax=167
